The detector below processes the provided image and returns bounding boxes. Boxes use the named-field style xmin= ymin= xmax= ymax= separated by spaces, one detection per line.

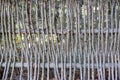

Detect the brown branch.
xmin=0 ymin=28 xmax=119 ymax=34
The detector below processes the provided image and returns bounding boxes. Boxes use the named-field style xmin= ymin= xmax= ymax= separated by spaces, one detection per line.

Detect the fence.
xmin=0 ymin=0 xmax=120 ymax=80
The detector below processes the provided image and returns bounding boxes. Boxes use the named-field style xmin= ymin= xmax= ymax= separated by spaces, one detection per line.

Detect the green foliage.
xmin=0 ymin=0 xmax=120 ymax=52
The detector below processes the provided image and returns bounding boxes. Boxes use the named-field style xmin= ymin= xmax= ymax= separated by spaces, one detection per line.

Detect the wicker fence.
xmin=0 ymin=0 xmax=120 ymax=80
